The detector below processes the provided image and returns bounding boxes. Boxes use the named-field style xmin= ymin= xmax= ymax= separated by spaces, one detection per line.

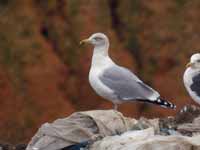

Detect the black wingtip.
xmin=138 ymin=98 xmax=176 ymax=109
xmin=157 ymin=98 xmax=176 ymax=109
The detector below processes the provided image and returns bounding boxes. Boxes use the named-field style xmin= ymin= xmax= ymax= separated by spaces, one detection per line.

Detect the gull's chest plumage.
xmin=183 ymin=68 xmax=193 ymax=89
xmin=88 ymin=59 xmax=118 ymax=102
xmin=184 ymin=68 xmax=200 ymax=104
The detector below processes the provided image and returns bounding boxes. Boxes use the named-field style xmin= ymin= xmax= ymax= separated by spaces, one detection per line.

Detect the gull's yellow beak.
xmin=186 ymin=62 xmax=193 ymax=68
xmin=80 ymin=39 xmax=90 ymax=45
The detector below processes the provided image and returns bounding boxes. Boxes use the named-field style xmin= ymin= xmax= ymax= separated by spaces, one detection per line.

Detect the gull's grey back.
xmin=99 ymin=65 xmax=159 ymax=101
xmin=190 ymin=73 xmax=200 ymax=97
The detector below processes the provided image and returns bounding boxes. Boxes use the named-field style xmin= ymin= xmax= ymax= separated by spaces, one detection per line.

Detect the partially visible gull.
xmin=184 ymin=53 xmax=200 ymax=105
xmin=80 ymin=33 xmax=176 ymax=110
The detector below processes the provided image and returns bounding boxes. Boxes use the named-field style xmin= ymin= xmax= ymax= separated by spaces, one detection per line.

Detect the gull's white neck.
xmin=91 ymin=44 xmax=114 ymax=69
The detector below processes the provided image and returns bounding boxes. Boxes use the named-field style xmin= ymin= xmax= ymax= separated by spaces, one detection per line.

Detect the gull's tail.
xmin=139 ymin=97 xmax=176 ymax=109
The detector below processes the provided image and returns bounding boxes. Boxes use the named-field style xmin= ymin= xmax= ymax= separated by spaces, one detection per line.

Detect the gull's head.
xmin=186 ymin=53 xmax=200 ymax=69
xmin=80 ymin=33 xmax=109 ymax=47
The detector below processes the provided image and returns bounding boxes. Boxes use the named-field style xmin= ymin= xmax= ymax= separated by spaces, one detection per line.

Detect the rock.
xmin=26 ymin=110 xmax=138 ymax=150
xmin=0 ymin=144 xmax=26 ymax=150
xmin=90 ymin=128 xmax=200 ymax=150
xmin=17 ymin=105 xmax=200 ymax=150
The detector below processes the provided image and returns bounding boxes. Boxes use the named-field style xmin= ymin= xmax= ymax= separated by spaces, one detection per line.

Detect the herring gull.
xmin=184 ymin=53 xmax=200 ymax=105
xmin=80 ymin=33 xmax=176 ymax=110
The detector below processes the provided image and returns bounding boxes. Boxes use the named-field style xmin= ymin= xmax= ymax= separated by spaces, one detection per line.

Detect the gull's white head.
xmin=187 ymin=53 xmax=200 ymax=69
xmin=80 ymin=33 xmax=109 ymax=47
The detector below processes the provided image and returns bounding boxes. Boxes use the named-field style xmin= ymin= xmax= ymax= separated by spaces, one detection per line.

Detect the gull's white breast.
xmin=89 ymin=57 xmax=120 ymax=103
xmin=183 ymin=68 xmax=200 ymax=104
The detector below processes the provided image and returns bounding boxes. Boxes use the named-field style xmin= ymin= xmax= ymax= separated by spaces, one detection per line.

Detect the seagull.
xmin=80 ymin=33 xmax=176 ymax=110
xmin=183 ymin=53 xmax=200 ymax=105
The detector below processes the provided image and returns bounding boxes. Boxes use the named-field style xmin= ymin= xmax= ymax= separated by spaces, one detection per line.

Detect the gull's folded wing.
xmin=99 ymin=65 xmax=159 ymax=101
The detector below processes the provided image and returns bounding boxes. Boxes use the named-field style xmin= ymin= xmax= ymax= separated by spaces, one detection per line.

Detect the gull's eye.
xmin=94 ymin=37 xmax=102 ymax=41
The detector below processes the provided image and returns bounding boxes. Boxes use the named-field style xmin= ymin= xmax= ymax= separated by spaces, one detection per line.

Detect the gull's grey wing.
xmin=190 ymin=73 xmax=200 ymax=97
xmin=99 ymin=65 xmax=160 ymax=101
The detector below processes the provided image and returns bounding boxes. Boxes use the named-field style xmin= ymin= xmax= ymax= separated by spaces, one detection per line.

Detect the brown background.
xmin=0 ymin=0 xmax=199 ymax=143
